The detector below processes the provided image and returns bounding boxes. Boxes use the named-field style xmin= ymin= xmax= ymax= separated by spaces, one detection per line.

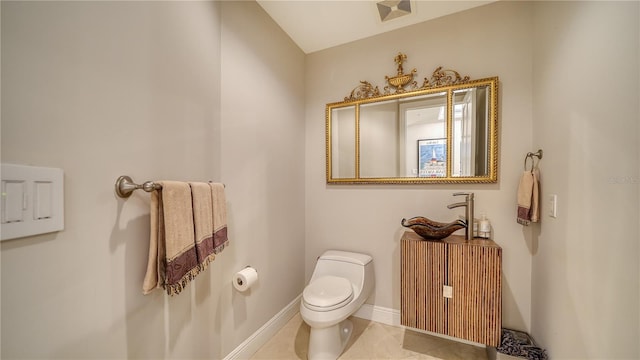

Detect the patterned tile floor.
xmin=251 ymin=313 xmax=488 ymax=359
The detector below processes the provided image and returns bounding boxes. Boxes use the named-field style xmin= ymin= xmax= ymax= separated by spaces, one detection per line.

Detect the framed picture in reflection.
xmin=418 ymin=138 xmax=446 ymax=177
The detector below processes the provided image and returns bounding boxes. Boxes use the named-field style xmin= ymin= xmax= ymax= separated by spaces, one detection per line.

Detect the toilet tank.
xmin=311 ymin=250 xmax=373 ymax=292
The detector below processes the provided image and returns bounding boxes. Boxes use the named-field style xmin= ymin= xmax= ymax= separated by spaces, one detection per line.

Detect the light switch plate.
xmin=1 ymin=164 xmax=64 ymax=241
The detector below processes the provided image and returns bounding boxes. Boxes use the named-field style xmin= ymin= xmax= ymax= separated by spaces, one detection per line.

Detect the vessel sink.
xmin=401 ymin=216 xmax=467 ymax=241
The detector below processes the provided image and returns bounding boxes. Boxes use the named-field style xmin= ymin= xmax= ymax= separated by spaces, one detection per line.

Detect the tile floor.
xmin=251 ymin=313 xmax=488 ymax=360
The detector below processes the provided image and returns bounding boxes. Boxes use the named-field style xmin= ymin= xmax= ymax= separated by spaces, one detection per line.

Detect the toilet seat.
xmin=303 ymin=276 xmax=354 ymax=312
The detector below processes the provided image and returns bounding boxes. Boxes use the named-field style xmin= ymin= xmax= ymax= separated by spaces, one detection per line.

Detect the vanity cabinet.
xmin=401 ymin=231 xmax=502 ymax=346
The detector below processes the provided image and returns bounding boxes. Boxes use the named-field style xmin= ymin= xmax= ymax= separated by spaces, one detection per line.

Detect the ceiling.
xmin=256 ymin=1 xmax=496 ymax=54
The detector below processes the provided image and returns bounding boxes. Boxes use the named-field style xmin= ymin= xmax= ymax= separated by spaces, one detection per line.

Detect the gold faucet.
xmin=447 ymin=192 xmax=474 ymax=240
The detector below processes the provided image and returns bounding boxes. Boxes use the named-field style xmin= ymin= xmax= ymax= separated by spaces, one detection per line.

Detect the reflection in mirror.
xmin=331 ymin=106 xmax=356 ymax=178
xmin=400 ymin=93 xmax=447 ymax=178
xmin=452 ymin=86 xmax=490 ymax=177
xmin=356 ymin=93 xmax=449 ymax=178
xmin=360 ymin=100 xmax=399 ymax=178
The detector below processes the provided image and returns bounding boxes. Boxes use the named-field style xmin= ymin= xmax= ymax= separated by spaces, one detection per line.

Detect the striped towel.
xmin=143 ymin=181 xmax=197 ymax=295
xmin=142 ymin=181 xmax=228 ymax=296
xmin=516 ymin=169 xmax=539 ymax=225
xmin=210 ymin=182 xmax=228 ymax=254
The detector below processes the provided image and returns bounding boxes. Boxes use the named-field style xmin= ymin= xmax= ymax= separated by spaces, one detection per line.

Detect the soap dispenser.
xmin=478 ymin=214 xmax=491 ymax=239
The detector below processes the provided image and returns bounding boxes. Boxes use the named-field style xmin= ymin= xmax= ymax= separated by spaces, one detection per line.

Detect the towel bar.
xmin=115 ymin=175 xmax=224 ymax=198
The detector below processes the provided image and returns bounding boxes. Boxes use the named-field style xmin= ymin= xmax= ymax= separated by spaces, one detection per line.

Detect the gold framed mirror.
xmin=326 ymin=53 xmax=498 ymax=184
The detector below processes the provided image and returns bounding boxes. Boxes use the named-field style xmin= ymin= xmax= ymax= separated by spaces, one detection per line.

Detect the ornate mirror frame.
xmin=326 ymin=53 xmax=499 ymax=184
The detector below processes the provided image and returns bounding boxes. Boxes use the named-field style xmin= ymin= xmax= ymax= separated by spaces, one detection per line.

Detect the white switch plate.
xmin=1 ymin=164 xmax=64 ymax=241
xmin=548 ymin=194 xmax=557 ymax=218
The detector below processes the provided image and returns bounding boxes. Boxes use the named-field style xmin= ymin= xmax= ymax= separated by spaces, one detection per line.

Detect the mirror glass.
xmin=401 ymin=93 xmax=447 ymax=178
xmin=326 ymin=76 xmax=498 ymax=184
xmin=330 ymin=106 xmax=356 ymax=178
xmin=452 ymin=86 xmax=490 ymax=177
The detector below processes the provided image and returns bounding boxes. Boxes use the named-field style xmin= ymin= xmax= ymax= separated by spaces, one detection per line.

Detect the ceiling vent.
xmin=376 ymin=0 xmax=412 ymax=22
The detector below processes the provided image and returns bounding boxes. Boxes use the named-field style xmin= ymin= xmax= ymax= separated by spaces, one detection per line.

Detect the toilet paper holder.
xmin=236 ymin=266 xmax=256 ymax=286
xmin=233 ymin=266 xmax=258 ymax=292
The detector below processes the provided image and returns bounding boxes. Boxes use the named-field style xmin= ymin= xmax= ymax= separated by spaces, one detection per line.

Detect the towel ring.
xmin=524 ymin=149 xmax=543 ymax=172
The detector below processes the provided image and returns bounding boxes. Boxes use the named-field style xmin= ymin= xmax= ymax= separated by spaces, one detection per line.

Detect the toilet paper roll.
xmin=233 ymin=267 xmax=258 ymax=292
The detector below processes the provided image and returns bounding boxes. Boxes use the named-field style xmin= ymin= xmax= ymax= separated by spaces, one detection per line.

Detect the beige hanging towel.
xmin=143 ymin=181 xmax=199 ymax=296
xmin=516 ymin=169 xmax=540 ymax=225
xmin=210 ymin=182 xmax=229 ymax=254
xmin=190 ymin=182 xmax=219 ymax=270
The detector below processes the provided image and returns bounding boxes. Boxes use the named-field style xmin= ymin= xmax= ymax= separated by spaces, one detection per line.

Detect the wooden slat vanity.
xmin=400 ymin=231 xmax=502 ymax=346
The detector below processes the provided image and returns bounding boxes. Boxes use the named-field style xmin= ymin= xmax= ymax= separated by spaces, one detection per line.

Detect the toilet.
xmin=300 ymin=250 xmax=374 ymax=360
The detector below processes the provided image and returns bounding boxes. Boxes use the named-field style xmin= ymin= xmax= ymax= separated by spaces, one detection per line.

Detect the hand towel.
xmin=190 ymin=182 xmax=217 ymax=270
xmin=143 ymin=181 xmax=199 ymax=296
xmin=210 ymin=182 xmax=229 ymax=253
xmin=531 ymin=169 xmax=540 ymax=223
xmin=142 ymin=187 xmax=162 ymax=295
xmin=516 ymin=169 xmax=540 ymax=225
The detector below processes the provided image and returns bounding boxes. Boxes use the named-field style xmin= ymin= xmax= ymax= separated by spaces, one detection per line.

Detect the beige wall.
xmin=1 ymin=1 xmax=305 ymax=358
xmin=531 ymin=1 xmax=640 ymax=358
xmin=220 ymin=0 xmax=307 ymax=351
xmin=305 ymin=1 xmax=535 ymax=332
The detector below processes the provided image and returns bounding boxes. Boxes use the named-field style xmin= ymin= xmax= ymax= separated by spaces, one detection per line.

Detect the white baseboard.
xmin=223 ymin=295 xmax=301 ymax=360
xmin=225 ymin=297 xmax=483 ymax=359
xmin=353 ymin=303 xmax=401 ymax=326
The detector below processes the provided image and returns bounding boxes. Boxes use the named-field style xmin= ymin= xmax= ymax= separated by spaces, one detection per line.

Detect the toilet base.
xmin=307 ymin=318 xmax=353 ymax=360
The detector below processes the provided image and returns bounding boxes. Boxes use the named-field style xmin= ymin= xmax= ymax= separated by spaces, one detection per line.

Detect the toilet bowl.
xmin=300 ymin=250 xmax=374 ymax=360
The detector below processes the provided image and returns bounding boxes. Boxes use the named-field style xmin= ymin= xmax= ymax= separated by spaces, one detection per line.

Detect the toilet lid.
xmin=303 ymin=276 xmax=354 ymax=312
